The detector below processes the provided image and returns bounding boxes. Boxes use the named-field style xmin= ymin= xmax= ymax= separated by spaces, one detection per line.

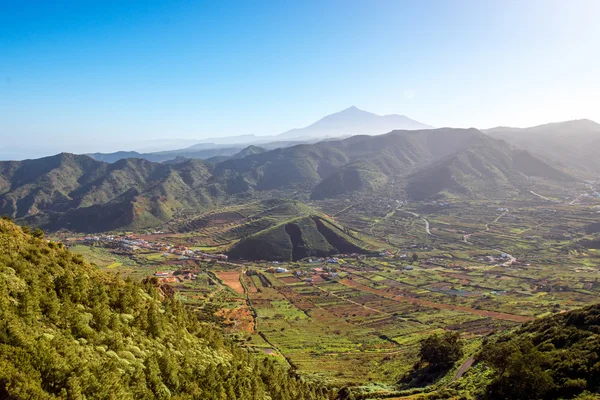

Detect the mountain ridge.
xmin=485 ymin=119 xmax=600 ymax=174
xmin=0 ymin=128 xmax=574 ymax=232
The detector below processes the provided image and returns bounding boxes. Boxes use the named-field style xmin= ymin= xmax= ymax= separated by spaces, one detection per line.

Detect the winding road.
xmin=405 ymin=211 xmax=433 ymax=235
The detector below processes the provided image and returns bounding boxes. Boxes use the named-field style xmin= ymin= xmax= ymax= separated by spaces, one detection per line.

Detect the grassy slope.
xmin=227 ymin=212 xmax=372 ymax=261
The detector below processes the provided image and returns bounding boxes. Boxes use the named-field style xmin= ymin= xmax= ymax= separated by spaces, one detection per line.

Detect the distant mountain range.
xmin=85 ymin=116 xmax=600 ymax=176
xmin=88 ymin=147 xmax=248 ymax=164
xmin=0 ymin=127 xmax=572 ymax=232
xmin=84 ymin=107 xmax=431 ymax=164
xmin=485 ymin=119 xmax=600 ymax=174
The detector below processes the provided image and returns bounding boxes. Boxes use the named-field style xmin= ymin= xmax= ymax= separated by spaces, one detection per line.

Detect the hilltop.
xmin=78 ymin=107 xmax=430 ymax=165
xmin=277 ymin=106 xmax=432 ymax=139
xmin=228 ymin=214 xmax=370 ymax=261
xmin=405 ymin=137 xmax=571 ymax=200
xmin=88 ymin=147 xmax=244 ymax=164
xmin=171 ymin=199 xmax=375 ymax=261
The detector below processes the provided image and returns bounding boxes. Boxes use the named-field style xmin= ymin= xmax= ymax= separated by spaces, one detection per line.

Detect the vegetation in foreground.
xmin=0 ymin=217 xmax=334 ymax=399
xmin=399 ymin=305 xmax=600 ymax=400
xmin=475 ymin=303 xmax=600 ymax=399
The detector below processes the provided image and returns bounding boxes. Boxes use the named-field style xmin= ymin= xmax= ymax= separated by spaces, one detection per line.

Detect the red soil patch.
xmin=215 ymin=271 xmax=245 ymax=294
xmin=216 ymin=302 xmax=255 ymax=333
xmin=276 ymin=285 xmax=313 ymax=314
xmin=339 ymin=278 xmax=534 ymax=323
xmin=279 ymin=276 xmax=300 ymax=284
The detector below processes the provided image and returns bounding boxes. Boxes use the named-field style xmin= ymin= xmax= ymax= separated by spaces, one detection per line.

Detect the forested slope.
xmin=450 ymin=304 xmax=600 ymax=400
xmin=0 ymin=217 xmax=333 ymax=399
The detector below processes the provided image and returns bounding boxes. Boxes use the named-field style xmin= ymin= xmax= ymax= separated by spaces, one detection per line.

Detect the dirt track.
xmin=339 ymin=278 xmax=534 ymax=323
xmin=452 ymin=357 xmax=475 ymax=381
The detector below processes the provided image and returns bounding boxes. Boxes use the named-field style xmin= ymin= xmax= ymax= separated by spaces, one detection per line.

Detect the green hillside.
xmin=218 ymin=128 xmax=484 ymax=195
xmin=170 ymin=199 xmax=376 ymax=261
xmin=405 ymin=137 xmax=571 ymax=200
xmin=0 ymin=155 xmax=219 ymax=232
xmin=311 ymin=159 xmax=389 ymax=200
xmin=0 ymin=217 xmax=333 ymax=399
xmin=228 ymin=215 xmax=371 ymax=261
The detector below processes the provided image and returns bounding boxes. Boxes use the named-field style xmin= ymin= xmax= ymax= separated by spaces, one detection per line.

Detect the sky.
xmin=1 ymin=0 xmax=600 ymax=158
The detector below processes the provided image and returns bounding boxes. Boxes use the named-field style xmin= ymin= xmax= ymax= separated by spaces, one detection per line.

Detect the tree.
xmin=412 ymin=253 xmax=419 ymax=262
xmin=418 ymin=332 xmax=462 ymax=370
xmin=32 ymin=228 xmax=44 ymax=239
xmin=481 ymin=340 xmax=553 ymax=400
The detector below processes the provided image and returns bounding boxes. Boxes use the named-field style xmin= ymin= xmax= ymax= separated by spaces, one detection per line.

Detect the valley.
xmin=60 ymin=187 xmax=600 ymax=396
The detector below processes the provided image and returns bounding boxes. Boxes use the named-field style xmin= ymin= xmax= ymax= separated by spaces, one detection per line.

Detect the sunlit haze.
xmin=1 ymin=0 xmax=599 ymax=157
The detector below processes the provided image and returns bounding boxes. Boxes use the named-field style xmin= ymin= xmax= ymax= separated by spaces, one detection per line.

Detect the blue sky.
xmin=1 ymin=0 xmax=599 ymax=157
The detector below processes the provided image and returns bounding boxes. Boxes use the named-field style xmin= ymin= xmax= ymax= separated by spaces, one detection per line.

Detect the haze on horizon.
xmin=1 ymin=0 xmax=599 ymax=158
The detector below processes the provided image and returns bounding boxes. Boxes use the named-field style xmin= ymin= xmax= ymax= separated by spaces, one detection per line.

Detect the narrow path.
xmin=530 ymin=191 xmax=552 ymax=201
xmin=492 ymin=211 xmax=507 ymax=224
xmin=452 ymin=357 xmax=475 ymax=382
xmin=463 ymin=211 xmax=506 ymax=244
xmin=333 ymin=203 xmax=354 ymax=217
xmin=369 ymin=206 xmax=402 ymax=235
xmin=569 ymin=193 xmax=583 ymax=205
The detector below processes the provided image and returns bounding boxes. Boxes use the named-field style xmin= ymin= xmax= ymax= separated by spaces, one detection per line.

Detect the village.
xmin=74 ymin=234 xmax=229 ymax=261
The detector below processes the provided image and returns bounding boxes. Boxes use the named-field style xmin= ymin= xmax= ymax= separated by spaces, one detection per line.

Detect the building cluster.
xmin=479 ymin=252 xmax=517 ymax=267
xmin=153 ymin=269 xmax=200 ymax=282
xmin=266 ymin=266 xmax=289 ymax=273
xmin=81 ymin=235 xmax=228 ymax=261
xmin=293 ymin=267 xmax=339 ymax=281
xmin=305 ymin=254 xmax=362 ymax=263
xmin=82 ymin=235 xmax=154 ymax=251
